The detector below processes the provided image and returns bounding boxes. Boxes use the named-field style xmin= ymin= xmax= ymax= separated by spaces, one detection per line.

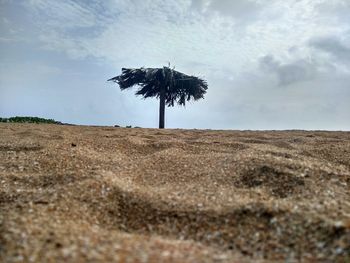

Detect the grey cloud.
xmin=209 ymin=0 xmax=262 ymax=19
xmin=309 ymin=36 xmax=350 ymax=63
xmin=259 ymin=55 xmax=317 ymax=86
xmin=191 ymin=0 xmax=263 ymax=22
xmin=316 ymin=1 xmax=350 ymax=24
xmin=190 ymin=0 xmax=205 ymax=11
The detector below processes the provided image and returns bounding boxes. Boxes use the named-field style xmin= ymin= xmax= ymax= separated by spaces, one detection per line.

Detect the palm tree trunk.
xmin=159 ymin=86 xmax=166 ymax=129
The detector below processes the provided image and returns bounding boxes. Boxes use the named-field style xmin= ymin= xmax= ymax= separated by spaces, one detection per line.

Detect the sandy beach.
xmin=1 ymin=123 xmax=349 ymax=262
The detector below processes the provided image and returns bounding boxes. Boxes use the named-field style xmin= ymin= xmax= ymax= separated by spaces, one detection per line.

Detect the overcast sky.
xmin=1 ymin=0 xmax=349 ymax=130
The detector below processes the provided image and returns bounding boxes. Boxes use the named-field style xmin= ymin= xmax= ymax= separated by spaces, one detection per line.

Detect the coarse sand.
xmin=0 ymin=123 xmax=349 ymax=262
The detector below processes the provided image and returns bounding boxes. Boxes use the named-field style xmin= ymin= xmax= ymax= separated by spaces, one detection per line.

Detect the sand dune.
xmin=0 ymin=124 xmax=349 ymax=262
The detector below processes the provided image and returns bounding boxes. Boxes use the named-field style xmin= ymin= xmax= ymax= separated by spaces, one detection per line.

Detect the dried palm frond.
xmin=108 ymin=67 xmax=208 ymax=107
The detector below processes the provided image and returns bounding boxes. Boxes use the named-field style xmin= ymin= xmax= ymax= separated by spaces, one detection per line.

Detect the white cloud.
xmin=21 ymin=0 xmax=341 ymax=74
xmin=26 ymin=0 xmax=103 ymax=29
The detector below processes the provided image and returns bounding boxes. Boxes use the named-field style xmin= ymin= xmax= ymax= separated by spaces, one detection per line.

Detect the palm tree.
xmin=108 ymin=66 xmax=208 ymax=128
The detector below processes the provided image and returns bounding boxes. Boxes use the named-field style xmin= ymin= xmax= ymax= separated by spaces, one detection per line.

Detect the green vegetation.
xmin=0 ymin=116 xmax=61 ymax=124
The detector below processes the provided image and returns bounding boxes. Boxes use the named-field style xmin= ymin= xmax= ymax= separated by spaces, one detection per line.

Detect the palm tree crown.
xmin=108 ymin=66 xmax=208 ymax=128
